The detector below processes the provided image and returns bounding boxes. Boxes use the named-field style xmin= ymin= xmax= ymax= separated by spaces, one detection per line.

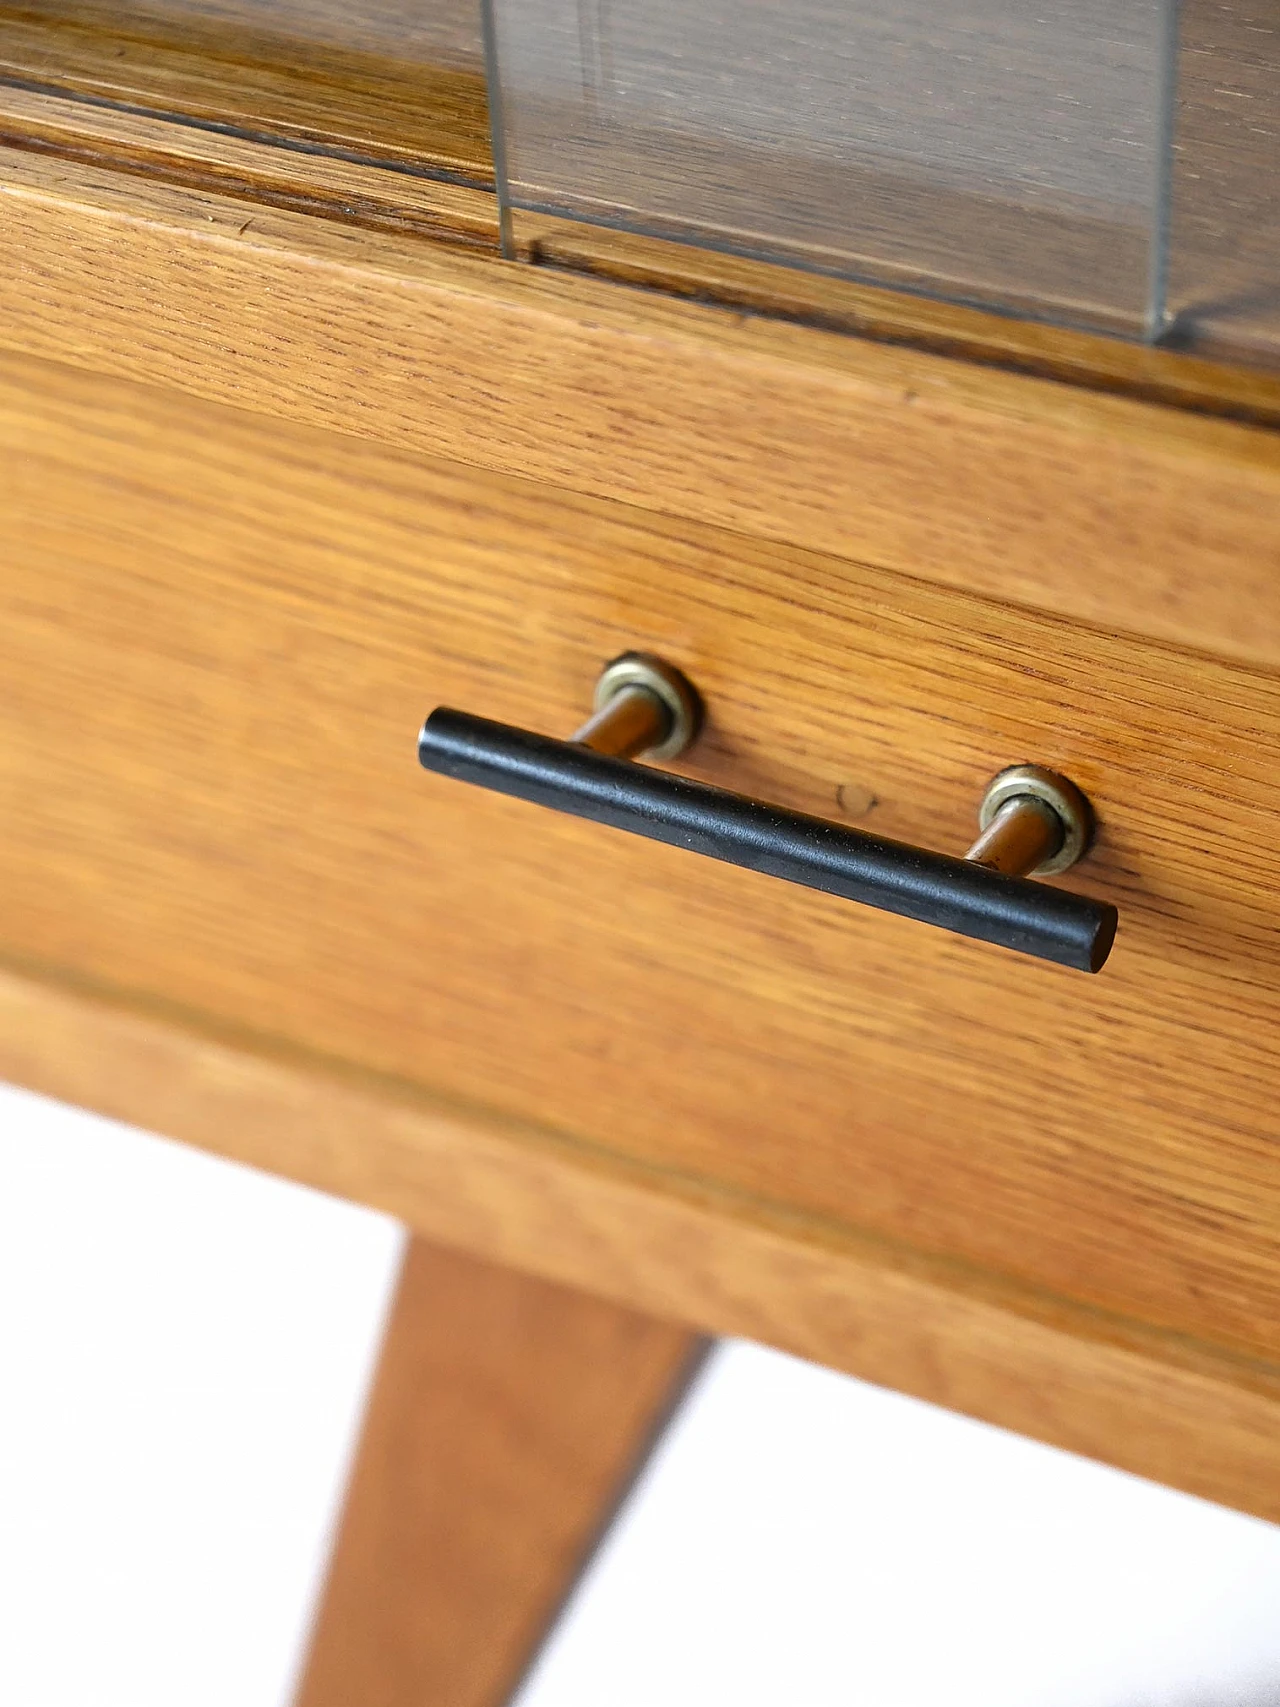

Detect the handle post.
xmin=572 ymin=685 xmax=670 ymax=759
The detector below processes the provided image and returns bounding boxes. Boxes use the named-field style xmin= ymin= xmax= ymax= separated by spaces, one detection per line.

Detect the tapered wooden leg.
xmin=294 ymin=1236 xmax=702 ymax=1707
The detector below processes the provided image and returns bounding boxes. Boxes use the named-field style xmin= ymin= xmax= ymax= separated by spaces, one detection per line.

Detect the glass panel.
xmin=1168 ymin=0 xmax=1280 ymax=369
xmin=484 ymin=0 xmax=1178 ymax=338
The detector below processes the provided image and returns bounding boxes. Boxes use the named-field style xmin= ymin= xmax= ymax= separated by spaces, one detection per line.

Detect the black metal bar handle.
xmin=418 ymin=679 xmax=1117 ymax=974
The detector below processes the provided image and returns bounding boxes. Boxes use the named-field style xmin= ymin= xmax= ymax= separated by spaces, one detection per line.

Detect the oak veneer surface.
xmin=297 ymin=1238 xmax=698 ymax=1707
xmin=3 ymin=350 xmax=1280 ymax=1383
xmin=517 ymin=209 xmax=1280 ymax=430
xmin=1 ymin=154 xmax=1278 ymax=674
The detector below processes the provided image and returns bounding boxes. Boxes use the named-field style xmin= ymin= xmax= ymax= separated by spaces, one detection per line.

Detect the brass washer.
xmin=593 ymin=653 xmax=703 ymax=761
xmin=977 ymin=764 xmax=1094 ymax=876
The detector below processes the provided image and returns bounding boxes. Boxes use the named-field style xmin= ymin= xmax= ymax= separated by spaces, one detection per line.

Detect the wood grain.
xmin=0 ymin=153 xmax=1278 ymax=671
xmin=3 ymin=348 xmax=1280 ymax=1375
xmin=0 ymin=6 xmax=492 ymax=180
xmin=296 ymin=1238 xmax=699 ymax=1707
xmin=518 ymin=211 xmax=1280 ymax=430
xmin=9 ymin=0 xmax=485 ymax=73
xmin=0 ymin=85 xmax=497 ymax=247
xmin=0 ymin=80 xmax=1275 ymax=430
xmin=5 ymin=958 xmax=1280 ymax=1524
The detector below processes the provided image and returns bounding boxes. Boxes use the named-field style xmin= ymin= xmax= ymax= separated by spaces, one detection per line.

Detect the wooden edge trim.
xmin=2 ymin=151 xmax=1278 ymax=674
xmin=0 ymin=84 xmax=498 ymax=250
xmin=295 ymin=1236 xmax=702 ymax=1707
xmin=3 ymin=957 xmax=1279 ymax=1524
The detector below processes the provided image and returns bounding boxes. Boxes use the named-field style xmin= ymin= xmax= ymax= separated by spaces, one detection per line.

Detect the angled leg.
xmin=294 ymin=1236 xmax=702 ymax=1707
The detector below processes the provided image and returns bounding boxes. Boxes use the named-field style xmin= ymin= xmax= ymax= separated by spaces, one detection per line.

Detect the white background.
xmin=3 ymin=1080 xmax=1280 ymax=1707
xmin=0 ymin=1081 xmax=404 ymax=1707
xmin=518 ymin=1342 xmax=1280 ymax=1707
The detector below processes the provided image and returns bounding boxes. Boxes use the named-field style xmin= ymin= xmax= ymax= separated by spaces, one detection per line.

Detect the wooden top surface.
xmin=2 ymin=150 xmax=1277 ymax=671
xmin=0 ymin=0 xmax=1273 ymax=371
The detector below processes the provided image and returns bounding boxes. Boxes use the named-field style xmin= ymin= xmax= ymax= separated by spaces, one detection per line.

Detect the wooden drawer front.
xmin=4 ymin=350 xmax=1279 ymax=1372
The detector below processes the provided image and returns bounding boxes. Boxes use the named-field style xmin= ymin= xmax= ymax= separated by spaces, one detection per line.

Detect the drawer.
xmin=5 ymin=349 xmax=1279 ymax=1380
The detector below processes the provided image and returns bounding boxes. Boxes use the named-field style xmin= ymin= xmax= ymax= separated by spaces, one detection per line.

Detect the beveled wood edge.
xmin=295 ymin=1237 xmax=702 ymax=1707
xmin=0 ymin=81 xmax=1275 ymax=429
xmin=2 ymin=150 xmax=1278 ymax=676
xmin=3 ymin=955 xmax=1279 ymax=1523
xmin=0 ymin=84 xmax=497 ymax=249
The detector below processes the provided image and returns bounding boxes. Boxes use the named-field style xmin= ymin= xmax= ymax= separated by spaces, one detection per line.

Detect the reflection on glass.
xmin=485 ymin=0 xmax=1178 ymax=338
xmin=1168 ymin=0 xmax=1280 ymax=368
